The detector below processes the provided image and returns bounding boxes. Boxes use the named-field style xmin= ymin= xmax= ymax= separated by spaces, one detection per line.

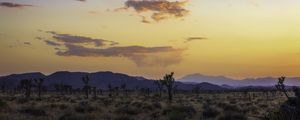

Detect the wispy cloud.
xmin=44 ymin=40 xmax=61 ymax=46
xmin=23 ymin=42 xmax=32 ymax=45
xmin=0 ymin=2 xmax=33 ymax=8
xmin=47 ymin=31 xmax=118 ymax=47
xmin=43 ymin=32 xmax=186 ymax=67
xmin=76 ymin=0 xmax=87 ymax=2
xmin=185 ymin=37 xmax=207 ymax=43
xmin=117 ymin=0 xmax=189 ymax=23
xmin=56 ymin=44 xmax=185 ymax=67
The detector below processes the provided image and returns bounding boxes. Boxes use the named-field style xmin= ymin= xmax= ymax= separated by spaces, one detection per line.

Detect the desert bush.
xmin=19 ymin=106 xmax=47 ymax=116
xmin=115 ymin=105 xmax=140 ymax=115
xmin=114 ymin=115 xmax=134 ymax=120
xmin=59 ymin=113 xmax=95 ymax=120
xmin=202 ymin=105 xmax=220 ymax=118
xmin=163 ymin=105 xmax=196 ymax=120
xmin=0 ymin=100 xmax=7 ymax=108
xmin=74 ymin=102 xmax=98 ymax=113
xmin=218 ymin=111 xmax=246 ymax=120
xmin=16 ymin=98 xmax=29 ymax=104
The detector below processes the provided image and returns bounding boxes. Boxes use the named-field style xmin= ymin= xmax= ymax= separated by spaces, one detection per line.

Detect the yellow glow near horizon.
xmin=1 ymin=0 xmax=300 ymax=79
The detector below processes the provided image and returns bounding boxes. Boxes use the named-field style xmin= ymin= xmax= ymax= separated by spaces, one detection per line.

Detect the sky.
xmin=0 ymin=0 xmax=300 ymax=79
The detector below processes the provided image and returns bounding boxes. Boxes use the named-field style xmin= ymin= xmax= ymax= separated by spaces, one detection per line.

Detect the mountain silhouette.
xmin=0 ymin=71 xmax=227 ymax=91
xmin=178 ymin=73 xmax=300 ymax=86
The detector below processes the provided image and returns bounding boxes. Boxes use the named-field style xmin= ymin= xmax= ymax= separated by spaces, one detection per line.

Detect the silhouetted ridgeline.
xmin=179 ymin=73 xmax=300 ymax=86
xmin=0 ymin=71 xmax=298 ymax=91
xmin=0 ymin=71 xmax=226 ymax=91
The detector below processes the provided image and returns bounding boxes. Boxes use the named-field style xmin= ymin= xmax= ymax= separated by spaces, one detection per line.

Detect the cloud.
xmin=44 ymin=40 xmax=61 ymax=46
xmin=0 ymin=2 xmax=33 ymax=8
xmin=185 ymin=37 xmax=207 ymax=43
xmin=23 ymin=42 xmax=31 ymax=45
xmin=119 ymin=0 xmax=189 ymax=23
xmin=56 ymin=44 xmax=185 ymax=67
xmin=76 ymin=0 xmax=87 ymax=2
xmin=141 ymin=16 xmax=151 ymax=24
xmin=47 ymin=31 xmax=118 ymax=47
xmin=43 ymin=32 xmax=185 ymax=67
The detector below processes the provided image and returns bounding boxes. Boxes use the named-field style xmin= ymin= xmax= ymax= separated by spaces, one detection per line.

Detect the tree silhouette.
xmin=34 ymin=78 xmax=44 ymax=99
xmin=0 ymin=81 xmax=6 ymax=93
xmin=82 ymin=75 xmax=90 ymax=99
xmin=20 ymin=79 xmax=32 ymax=98
xmin=121 ymin=83 xmax=128 ymax=97
xmin=154 ymin=80 xmax=163 ymax=97
xmin=161 ymin=72 xmax=176 ymax=102
xmin=275 ymin=76 xmax=290 ymax=99
xmin=108 ymin=84 xmax=113 ymax=97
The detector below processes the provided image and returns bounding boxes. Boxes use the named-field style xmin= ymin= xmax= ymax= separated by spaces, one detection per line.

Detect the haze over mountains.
xmin=0 ymin=71 xmax=299 ymax=91
xmin=178 ymin=73 xmax=300 ymax=86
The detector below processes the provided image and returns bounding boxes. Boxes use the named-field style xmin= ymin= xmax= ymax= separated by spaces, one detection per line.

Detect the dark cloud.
xmin=185 ymin=37 xmax=207 ymax=43
xmin=119 ymin=0 xmax=189 ymax=23
xmin=44 ymin=40 xmax=61 ymax=46
xmin=47 ymin=31 xmax=118 ymax=47
xmin=0 ymin=2 xmax=33 ymax=8
xmin=56 ymin=44 xmax=185 ymax=67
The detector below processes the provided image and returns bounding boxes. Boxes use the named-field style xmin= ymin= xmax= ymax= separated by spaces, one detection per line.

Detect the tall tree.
xmin=161 ymin=72 xmax=176 ymax=102
xmin=34 ymin=78 xmax=44 ymax=99
xmin=82 ymin=75 xmax=90 ymax=99
xmin=20 ymin=79 xmax=32 ymax=98
xmin=154 ymin=80 xmax=163 ymax=97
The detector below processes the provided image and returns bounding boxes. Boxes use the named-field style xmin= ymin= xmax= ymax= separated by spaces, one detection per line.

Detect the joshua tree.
xmin=20 ymin=79 xmax=32 ymax=98
xmin=114 ymin=86 xmax=119 ymax=96
xmin=121 ymin=83 xmax=128 ymax=97
xmin=193 ymin=86 xmax=200 ymax=96
xmin=0 ymin=81 xmax=6 ymax=93
xmin=275 ymin=76 xmax=290 ymax=99
xmin=108 ymin=84 xmax=113 ymax=97
xmin=34 ymin=78 xmax=44 ymax=99
xmin=154 ymin=80 xmax=163 ymax=97
xmin=161 ymin=72 xmax=176 ymax=102
xmin=82 ymin=75 xmax=90 ymax=99
xmin=92 ymin=87 xmax=97 ymax=99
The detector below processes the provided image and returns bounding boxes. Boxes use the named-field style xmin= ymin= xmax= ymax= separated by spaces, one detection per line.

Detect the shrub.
xmin=163 ymin=105 xmax=196 ymax=120
xmin=19 ymin=106 xmax=47 ymax=116
xmin=114 ymin=115 xmax=134 ymax=120
xmin=218 ymin=111 xmax=246 ymax=120
xmin=59 ymin=113 xmax=95 ymax=120
xmin=202 ymin=105 xmax=220 ymax=118
xmin=0 ymin=100 xmax=7 ymax=108
xmin=115 ymin=105 xmax=140 ymax=115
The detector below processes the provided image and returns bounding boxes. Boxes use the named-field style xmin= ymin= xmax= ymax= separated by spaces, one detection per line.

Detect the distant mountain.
xmin=0 ymin=72 xmax=46 ymax=89
xmin=179 ymin=73 xmax=300 ymax=86
xmin=0 ymin=71 xmax=229 ymax=91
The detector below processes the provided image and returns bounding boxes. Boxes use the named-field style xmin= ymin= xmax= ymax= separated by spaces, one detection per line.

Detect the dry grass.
xmin=0 ymin=91 xmax=290 ymax=120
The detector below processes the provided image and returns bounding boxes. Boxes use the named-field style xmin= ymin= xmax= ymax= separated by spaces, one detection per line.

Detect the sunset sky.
xmin=1 ymin=0 xmax=300 ymax=79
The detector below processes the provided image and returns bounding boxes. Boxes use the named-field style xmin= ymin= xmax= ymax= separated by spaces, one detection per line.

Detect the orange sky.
xmin=1 ymin=0 xmax=300 ymax=79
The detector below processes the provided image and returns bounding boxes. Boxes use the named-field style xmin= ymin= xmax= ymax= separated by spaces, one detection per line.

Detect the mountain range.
xmin=0 ymin=71 xmax=226 ymax=91
xmin=178 ymin=73 xmax=300 ymax=86
xmin=0 ymin=71 xmax=298 ymax=91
